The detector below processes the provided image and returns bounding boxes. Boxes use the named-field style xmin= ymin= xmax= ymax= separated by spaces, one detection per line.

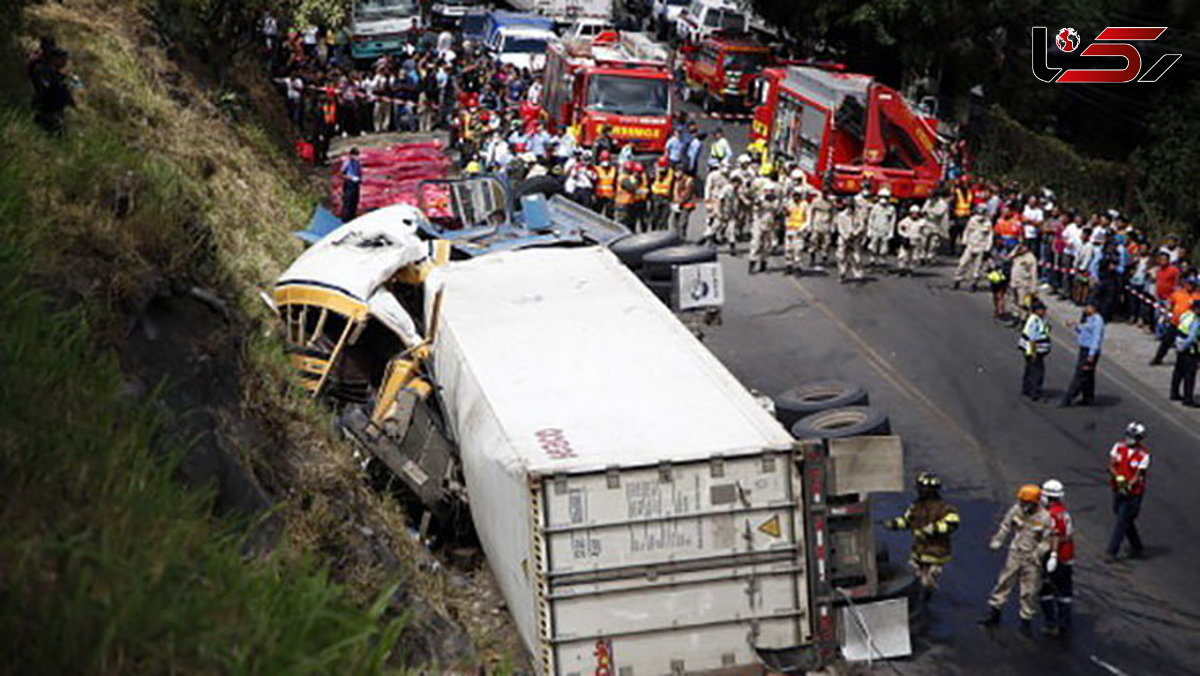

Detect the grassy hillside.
xmin=0 ymin=1 xmax=514 ymax=672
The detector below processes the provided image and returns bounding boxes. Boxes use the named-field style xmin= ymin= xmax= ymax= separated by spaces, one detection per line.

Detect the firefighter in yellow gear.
xmin=883 ymin=472 xmax=960 ymax=594
xmin=980 ymin=484 xmax=1054 ymax=636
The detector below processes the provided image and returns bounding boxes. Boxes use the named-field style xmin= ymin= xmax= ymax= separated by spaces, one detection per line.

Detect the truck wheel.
xmin=773 ymin=381 xmax=869 ymax=428
xmin=640 ymin=244 xmax=718 ymax=281
xmin=609 ymin=230 xmax=682 ymax=269
xmin=789 ymin=406 xmax=890 ymax=440
xmin=513 ymin=175 xmax=563 ymax=204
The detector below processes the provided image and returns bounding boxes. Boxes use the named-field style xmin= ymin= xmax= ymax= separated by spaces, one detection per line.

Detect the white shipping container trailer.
xmin=426 ymin=247 xmax=821 ymax=675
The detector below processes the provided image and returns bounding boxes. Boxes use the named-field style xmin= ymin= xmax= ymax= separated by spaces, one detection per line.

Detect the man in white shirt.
xmin=1021 ymin=196 xmax=1044 ymax=247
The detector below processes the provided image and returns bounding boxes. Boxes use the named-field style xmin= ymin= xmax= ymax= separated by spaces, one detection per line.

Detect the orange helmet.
xmin=1016 ymin=484 xmax=1041 ymax=503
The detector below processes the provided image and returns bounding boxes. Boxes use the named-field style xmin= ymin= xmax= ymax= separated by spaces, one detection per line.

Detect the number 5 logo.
xmin=1031 ymin=26 xmax=1182 ymax=84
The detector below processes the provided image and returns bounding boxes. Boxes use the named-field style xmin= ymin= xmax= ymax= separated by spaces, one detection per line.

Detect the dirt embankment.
xmin=2 ymin=0 xmax=520 ymax=671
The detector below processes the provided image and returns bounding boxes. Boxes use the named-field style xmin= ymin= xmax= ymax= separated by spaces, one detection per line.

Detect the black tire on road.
xmin=513 ymin=175 xmax=563 ymax=205
xmin=790 ymin=406 xmax=890 ymax=440
xmin=640 ymin=244 xmax=718 ymax=281
xmin=773 ymin=381 xmax=869 ymax=428
xmin=609 ymin=230 xmax=682 ymax=269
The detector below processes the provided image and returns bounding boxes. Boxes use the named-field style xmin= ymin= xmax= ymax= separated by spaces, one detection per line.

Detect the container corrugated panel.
xmin=541 ymin=454 xmax=810 ymax=675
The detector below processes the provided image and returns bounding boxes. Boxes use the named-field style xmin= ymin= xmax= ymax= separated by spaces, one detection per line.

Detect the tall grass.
xmin=0 ymin=106 xmax=416 ymax=675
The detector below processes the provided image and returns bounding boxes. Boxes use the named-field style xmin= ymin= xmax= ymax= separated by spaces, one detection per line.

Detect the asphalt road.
xmin=681 ymin=107 xmax=1200 ymax=675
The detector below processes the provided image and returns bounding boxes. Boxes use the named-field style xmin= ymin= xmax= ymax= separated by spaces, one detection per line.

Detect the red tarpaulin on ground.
xmin=329 ymin=140 xmax=453 ymax=216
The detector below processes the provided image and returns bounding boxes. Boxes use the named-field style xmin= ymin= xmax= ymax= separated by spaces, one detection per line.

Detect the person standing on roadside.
xmin=1171 ymin=298 xmax=1200 ymax=406
xmin=340 ymin=147 xmax=362 ymax=222
xmin=980 ymin=484 xmax=1054 ymax=637
xmin=1060 ymin=303 xmax=1105 ymax=407
xmin=1152 ymin=275 xmax=1199 ymax=365
xmin=954 ymin=204 xmax=993 ymax=290
xmin=1105 ymin=422 xmax=1150 ymax=561
xmin=1019 ymin=299 xmax=1051 ymax=401
xmin=709 ymin=127 xmax=731 ymax=165
xmin=1038 ymin=479 xmax=1074 ymax=637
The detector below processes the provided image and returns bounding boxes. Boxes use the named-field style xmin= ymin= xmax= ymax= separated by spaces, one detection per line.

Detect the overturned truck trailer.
xmin=426 ymin=247 xmax=849 ymax=674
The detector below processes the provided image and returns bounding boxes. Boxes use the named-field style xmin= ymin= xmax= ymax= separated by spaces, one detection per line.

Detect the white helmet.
xmin=1041 ymin=479 xmax=1064 ymax=500
xmin=790 ymin=169 xmax=804 ymax=181
xmin=909 ymin=204 xmax=921 ymax=213
xmin=1125 ymin=421 xmax=1146 ymax=441
xmin=737 ymin=153 xmax=752 ymax=165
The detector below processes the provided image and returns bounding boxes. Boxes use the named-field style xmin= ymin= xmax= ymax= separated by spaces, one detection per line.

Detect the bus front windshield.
xmin=586 ymin=75 xmax=669 ymax=116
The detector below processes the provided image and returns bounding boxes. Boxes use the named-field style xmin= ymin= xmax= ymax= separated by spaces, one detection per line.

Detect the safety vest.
xmin=615 ymin=172 xmax=640 ymax=206
xmin=1018 ymin=314 xmax=1051 ymax=355
xmin=953 ymin=187 xmax=971 ymax=218
xmin=1047 ymin=501 xmax=1075 ymax=563
xmin=322 ymin=97 xmax=337 ymax=125
xmin=785 ymin=203 xmax=808 ymax=231
xmin=651 ymin=169 xmax=673 ymax=197
xmin=986 ymin=268 xmax=1006 ymax=284
xmin=1180 ymin=311 xmax=1198 ymax=354
xmin=595 ymin=165 xmax=616 ymax=198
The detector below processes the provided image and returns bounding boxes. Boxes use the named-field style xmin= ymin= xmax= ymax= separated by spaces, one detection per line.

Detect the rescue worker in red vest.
xmin=649 ymin=156 xmax=675 ymax=232
xmin=783 ymin=184 xmax=809 ymax=276
xmin=1019 ymin=299 xmax=1051 ymax=401
xmin=980 ymin=483 xmax=1054 ymax=636
xmin=1038 ymin=478 xmax=1074 ymax=636
xmin=614 ymin=161 xmax=647 ymax=232
xmin=882 ymin=472 xmax=960 ymax=596
xmin=593 ymin=150 xmax=617 ymax=218
xmin=1106 ymin=421 xmax=1150 ymax=561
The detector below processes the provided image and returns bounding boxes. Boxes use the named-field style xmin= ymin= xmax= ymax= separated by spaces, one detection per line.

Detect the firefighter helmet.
xmin=1124 ymin=421 xmax=1146 ymax=441
xmin=599 ymin=150 xmax=612 ymax=162
xmin=656 ymin=155 xmax=670 ymax=168
xmin=1041 ymin=479 xmax=1065 ymax=500
xmin=916 ymin=472 xmax=942 ymax=490
xmin=1017 ymin=484 xmax=1041 ymax=503
xmin=737 ymin=153 xmax=752 ymax=165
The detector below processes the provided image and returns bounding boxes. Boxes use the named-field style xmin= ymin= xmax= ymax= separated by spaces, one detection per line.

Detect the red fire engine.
xmin=679 ymin=32 xmax=771 ymax=112
xmin=542 ymin=32 xmax=675 ymax=154
xmin=750 ymin=65 xmax=944 ymax=198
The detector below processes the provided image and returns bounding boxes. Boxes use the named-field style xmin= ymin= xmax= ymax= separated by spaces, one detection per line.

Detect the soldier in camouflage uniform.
xmin=806 ymin=191 xmax=834 ymax=268
xmin=749 ymin=180 xmax=782 ymax=274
